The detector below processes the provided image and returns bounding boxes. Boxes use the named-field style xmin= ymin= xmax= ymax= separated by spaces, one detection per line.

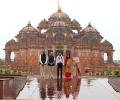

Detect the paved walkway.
xmin=16 ymin=76 xmax=120 ymax=100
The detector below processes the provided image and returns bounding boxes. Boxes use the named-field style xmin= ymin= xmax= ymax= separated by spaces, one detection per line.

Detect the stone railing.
xmin=0 ymin=75 xmax=27 ymax=99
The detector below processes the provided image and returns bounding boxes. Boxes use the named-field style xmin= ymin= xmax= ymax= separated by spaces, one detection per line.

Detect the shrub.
xmin=113 ymin=70 xmax=119 ymax=76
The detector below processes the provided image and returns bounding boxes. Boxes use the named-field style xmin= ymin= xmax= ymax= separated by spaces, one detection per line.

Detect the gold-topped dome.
xmin=20 ymin=21 xmax=38 ymax=34
xmin=49 ymin=10 xmax=70 ymax=19
xmin=48 ymin=0 xmax=70 ymax=21
xmin=81 ymin=22 xmax=98 ymax=33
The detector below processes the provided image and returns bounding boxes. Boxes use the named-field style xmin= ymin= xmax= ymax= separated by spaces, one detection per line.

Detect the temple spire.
xmin=88 ymin=22 xmax=92 ymax=27
xmin=58 ymin=0 xmax=62 ymax=12
xmin=27 ymin=21 xmax=31 ymax=26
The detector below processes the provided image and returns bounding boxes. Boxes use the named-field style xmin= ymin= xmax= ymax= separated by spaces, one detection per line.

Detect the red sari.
xmin=64 ymin=57 xmax=72 ymax=78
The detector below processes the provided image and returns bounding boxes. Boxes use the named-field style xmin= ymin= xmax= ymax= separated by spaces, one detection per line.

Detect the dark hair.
xmin=50 ymin=51 xmax=53 ymax=53
xmin=66 ymin=52 xmax=70 ymax=58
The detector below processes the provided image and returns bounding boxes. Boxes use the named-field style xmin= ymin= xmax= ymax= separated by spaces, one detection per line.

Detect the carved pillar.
xmin=14 ymin=51 xmax=17 ymax=64
xmin=100 ymin=51 xmax=104 ymax=65
xmin=5 ymin=50 xmax=11 ymax=65
xmin=108 ymin=52 xmax=113 ymax=64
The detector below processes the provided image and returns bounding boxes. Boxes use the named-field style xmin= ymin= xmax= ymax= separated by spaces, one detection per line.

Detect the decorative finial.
xmin=27 ymin=21 xmax=31 ymax=26
xmin=58 ymin=0 xmax=61 ymax=12
xmin=88 ymin=22 xmax=92 ymax=27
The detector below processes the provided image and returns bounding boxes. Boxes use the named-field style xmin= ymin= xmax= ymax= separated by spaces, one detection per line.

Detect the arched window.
xmin=10 ymin=52 xmax=15 ymax=63
xmin=104 ymin=53 xmax=108 ymax=63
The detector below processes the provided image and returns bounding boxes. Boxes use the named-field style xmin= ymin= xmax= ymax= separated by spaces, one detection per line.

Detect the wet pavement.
xmin=16 ymin=76 xmax=120 ymax=100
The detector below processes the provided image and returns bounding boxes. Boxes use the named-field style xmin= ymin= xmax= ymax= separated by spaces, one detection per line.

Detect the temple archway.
xmin=104 ymin=53 xmax=108 ymax=64
xmin=10 ymin=51 xmax=15 ymax=63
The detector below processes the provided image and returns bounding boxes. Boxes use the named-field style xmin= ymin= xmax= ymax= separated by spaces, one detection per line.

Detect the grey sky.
xmin=0 ymin=0 xmax=120 ymax=60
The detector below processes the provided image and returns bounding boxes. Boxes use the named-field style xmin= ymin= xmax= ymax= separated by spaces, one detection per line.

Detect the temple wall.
xmin=91 ymin=50 xmax=103 ymax=66
xmin=78 ymin=49 xmax=103 ymax=67
xmin=14 ymin=48 xmax=42 ymax=66
xmin=27 ymin=48 xmax=40 ymax=65
xmin=79 ymin=49 xmax=91 ymax=67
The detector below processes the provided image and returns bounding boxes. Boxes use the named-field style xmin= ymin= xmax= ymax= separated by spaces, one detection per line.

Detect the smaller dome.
xmin=6 ymin=39 xmax=16 ymax=46
xmin=81 ymin=22 xmax=98 ymax=33
xmin=38 ymin=19 xmax=48 ymax=26
xmin=20 ymin=21 xmax=38 ymax=34
xmin=72 ymin=19 xmax=80 ymax=25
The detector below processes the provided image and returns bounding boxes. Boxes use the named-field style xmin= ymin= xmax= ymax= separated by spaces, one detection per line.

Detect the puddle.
xmin=17 ymin=77 xmax=120 ymax=100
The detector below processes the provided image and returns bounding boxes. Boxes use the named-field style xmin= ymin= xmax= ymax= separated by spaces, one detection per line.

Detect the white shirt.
xmin=56 ymin=55 xmax=64 ymax=65
xmin=39 ymin=54 xmax=48 ymax=64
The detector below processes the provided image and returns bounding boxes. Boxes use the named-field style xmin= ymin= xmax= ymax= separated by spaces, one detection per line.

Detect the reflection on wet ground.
xmin=17 ymin=76 xmax=120 ymax=100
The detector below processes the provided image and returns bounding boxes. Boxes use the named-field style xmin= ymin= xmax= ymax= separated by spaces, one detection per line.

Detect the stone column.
xmin=100 ymin=51 xmax=104 ymax=65
xmin=14 ymin=51 xmax=17 ymax=65
xmin=5 ymin=50 xmax=11 ymax=65
xmin=108 ymin=52 xmax=113 ymax=64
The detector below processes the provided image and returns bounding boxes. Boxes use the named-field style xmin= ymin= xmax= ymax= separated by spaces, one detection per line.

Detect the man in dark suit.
xmin=48 ymin=51 xmax=55 ymax=78
xmin=39 ymin=50 xmax=47 ymax=78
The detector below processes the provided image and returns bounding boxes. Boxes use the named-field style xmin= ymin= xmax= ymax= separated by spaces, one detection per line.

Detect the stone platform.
xmin=108 ymin=77 xmax=120 ymax=93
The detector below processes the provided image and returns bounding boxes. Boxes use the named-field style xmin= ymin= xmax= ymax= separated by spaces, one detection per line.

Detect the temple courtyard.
xmin=0 ymin=0 xmax=120 ymax=100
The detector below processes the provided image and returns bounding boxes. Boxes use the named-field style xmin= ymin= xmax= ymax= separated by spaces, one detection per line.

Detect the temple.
xmin=4 ymin=1 xmax=114 ymax=73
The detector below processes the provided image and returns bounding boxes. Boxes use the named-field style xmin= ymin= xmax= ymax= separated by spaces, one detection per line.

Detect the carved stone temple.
xmin=4 ymin=3 xmax=114 ymax=72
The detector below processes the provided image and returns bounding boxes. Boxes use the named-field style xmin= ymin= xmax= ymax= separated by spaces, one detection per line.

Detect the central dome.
xmin=48 ymin=6 xmax=71 ymax=22
xmin=50 ymin=9 xmax=70 ymax=19
xmin=47 ymin=1 xmax=71 ymax=26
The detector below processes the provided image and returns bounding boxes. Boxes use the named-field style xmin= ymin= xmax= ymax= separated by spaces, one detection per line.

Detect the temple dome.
xmin=20 ymin=22 xmax=38 ymax=34
xmin=38 ymin=19 xmax=48 ymax=27
xmin=48 ymin=8 xmax=71 ymax=21
xmin=81 ymin=22 xmax=98 ymax=33
xmin=6 ymin=39 xmax=16 ymax=46
xmin=50 ymin=10 xmax=69 ymax=19
xmin=72 ymin=19 xmax=80 ymax=25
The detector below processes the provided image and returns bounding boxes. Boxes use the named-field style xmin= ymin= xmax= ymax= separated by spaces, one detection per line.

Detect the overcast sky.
xmin=0 ymin=0 xmax=120 ymax=60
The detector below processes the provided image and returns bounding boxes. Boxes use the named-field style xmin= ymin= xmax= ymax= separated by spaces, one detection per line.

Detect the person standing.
xmin=64 ymin=53 xmax=73 ymax=79
xmin=39 ymin=51 xmax=47 ymax=78
xmin=56 ymin=52 xmax=64 ymax=79
xmin=48 ymin=51 xmax=55 ymax=78
xmin=72 ymin=51 xmax=81 ymax=77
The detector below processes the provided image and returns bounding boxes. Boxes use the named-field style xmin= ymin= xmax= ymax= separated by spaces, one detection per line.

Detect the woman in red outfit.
xmin=64 ymin=53 xmax=73 ymax=78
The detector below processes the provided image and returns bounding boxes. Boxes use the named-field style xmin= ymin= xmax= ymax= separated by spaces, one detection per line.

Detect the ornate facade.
xmin=4 ymin=4 xmax=114 ymax=69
